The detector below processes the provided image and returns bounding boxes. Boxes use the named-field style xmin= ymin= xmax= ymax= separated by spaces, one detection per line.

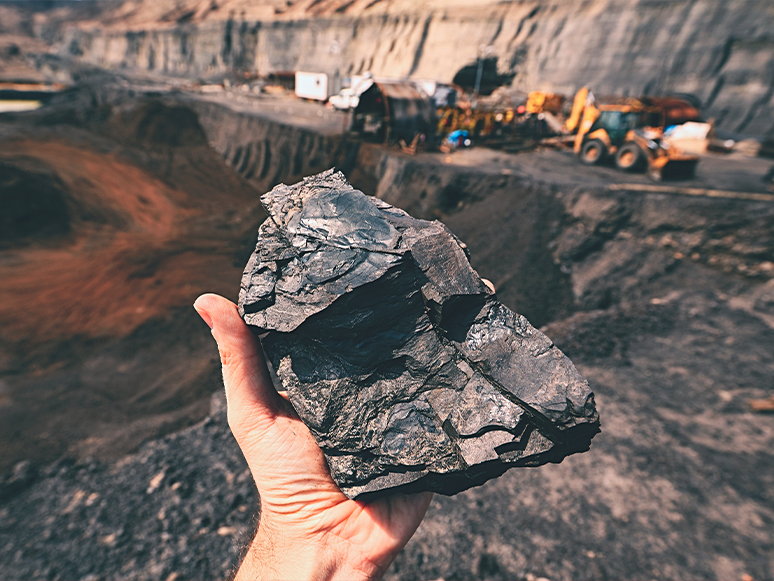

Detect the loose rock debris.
xmin=748 ymin=395 xmax=774 ymax=413
xmin=238 ymin=170 xmax=600 ymax=499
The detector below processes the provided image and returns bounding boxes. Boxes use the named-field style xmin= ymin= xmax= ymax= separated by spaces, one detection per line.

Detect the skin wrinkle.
xmin=326 ymin=524 xmax=385 ymax=579
xmin=327 ymin=505 xmax=404 ymax=578
xmin=255 ymin=503 xmax=380 ymax=580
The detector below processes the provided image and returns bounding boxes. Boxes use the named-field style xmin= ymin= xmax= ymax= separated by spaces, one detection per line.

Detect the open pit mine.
xmin=1 ymin=1 xmax=774 ymax=580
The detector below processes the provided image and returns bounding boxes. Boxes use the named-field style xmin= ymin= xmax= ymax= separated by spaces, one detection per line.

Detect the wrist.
xmin=234 ymin=512 xmax=382 ymax=581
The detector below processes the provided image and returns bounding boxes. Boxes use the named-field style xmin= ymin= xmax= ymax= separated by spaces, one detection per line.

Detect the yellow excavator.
xmin=565 ymin=87 xmax=699 ymax=180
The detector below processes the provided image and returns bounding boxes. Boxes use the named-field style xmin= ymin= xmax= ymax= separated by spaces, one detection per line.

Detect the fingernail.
xmin=193 ymin=302 xmax=214 ymax=329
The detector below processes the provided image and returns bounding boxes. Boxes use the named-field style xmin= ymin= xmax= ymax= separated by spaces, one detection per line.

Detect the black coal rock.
xmin=238 ymin=170 xmax=599 ymax=500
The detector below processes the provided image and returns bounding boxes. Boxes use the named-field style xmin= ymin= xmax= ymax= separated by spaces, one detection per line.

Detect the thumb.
xmin=193 ymin=293 xmax=281 ymax=430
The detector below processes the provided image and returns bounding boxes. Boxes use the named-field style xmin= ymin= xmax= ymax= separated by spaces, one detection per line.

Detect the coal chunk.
xmin=238 ymin=170 xmax=600 ymax=500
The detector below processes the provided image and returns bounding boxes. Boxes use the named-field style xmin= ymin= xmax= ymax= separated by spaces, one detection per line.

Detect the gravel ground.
xmin=0 ymin=394 xmax=257 ymax=581
xmin=2 ymin=280 xmax=773 ymax=580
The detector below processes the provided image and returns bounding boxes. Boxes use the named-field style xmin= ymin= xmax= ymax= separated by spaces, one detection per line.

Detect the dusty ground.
xmin=1 ymin=68 xmax=774 ymax=580
xmin=436 ymin=146 xmax=774 ymax=194
xmin=390 ymin=178 xmax=774 ymax=581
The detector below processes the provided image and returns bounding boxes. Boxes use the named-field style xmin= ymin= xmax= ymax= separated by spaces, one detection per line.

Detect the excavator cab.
xmin=572 ymin=103 xmax=639 ymax=165
xmin=591 ymin=110 xmax=640 ymax=145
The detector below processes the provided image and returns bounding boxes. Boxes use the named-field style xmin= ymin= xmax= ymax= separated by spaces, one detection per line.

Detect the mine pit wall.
xmin=189 ymin=100 xmax=356 ymax=194
xmin=63 ymin=0 xmax=774 ymax=137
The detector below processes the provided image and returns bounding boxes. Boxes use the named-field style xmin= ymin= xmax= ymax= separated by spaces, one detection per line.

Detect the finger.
xmin=482 ymin=278 xmax=496 ymax=293
xmin=193 ymin=293 xmax=281 ymax=419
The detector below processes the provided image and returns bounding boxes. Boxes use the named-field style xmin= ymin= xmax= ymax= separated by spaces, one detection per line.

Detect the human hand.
xmin=193 ymin=294 xmax=433 ymax=581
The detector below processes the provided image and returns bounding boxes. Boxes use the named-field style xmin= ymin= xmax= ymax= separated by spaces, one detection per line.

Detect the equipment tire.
xmin=580 ymin=139 xmax=606 ymax=165
xmin=616 ymin=142 xmax=645 ymax=171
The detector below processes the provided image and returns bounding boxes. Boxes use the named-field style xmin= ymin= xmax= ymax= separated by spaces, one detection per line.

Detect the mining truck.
xmin=565 ymin=87 xmax=700 ymax=180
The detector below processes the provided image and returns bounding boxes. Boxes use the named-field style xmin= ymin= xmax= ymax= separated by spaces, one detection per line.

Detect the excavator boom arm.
xmin=565 ymin=87 xmax=589 ymax=133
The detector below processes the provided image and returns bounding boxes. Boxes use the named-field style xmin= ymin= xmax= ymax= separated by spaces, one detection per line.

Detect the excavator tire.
xmin=580 ymin=139 xmax=606 ymax=165
xmin=616 ymin=142 xmax=645 ymax=172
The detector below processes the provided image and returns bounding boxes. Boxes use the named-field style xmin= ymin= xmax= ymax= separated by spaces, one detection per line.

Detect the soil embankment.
xmin=0 ymin=88 xmax=266 ymax=473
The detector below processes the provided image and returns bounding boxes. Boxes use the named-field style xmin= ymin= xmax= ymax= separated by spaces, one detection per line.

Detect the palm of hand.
xmin=195 ymin=293 xmax=432 ymax=581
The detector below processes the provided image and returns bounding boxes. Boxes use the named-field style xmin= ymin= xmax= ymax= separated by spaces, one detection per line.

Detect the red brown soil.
xmin=0 ymin=101 xmax=266 ymax=472
xmin=1 ymin=140 xmax=247 ymax=340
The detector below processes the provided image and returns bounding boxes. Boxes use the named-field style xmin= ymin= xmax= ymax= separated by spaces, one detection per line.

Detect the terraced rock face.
xmin=238 ymin=170 xmax=599 ymax=499
xmin=58 ymin=0 xmax=774 ymax=137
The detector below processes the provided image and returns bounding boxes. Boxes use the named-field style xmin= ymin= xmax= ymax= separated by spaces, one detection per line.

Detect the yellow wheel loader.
xmin=565 ymin=87 xmax=699 ymax=180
